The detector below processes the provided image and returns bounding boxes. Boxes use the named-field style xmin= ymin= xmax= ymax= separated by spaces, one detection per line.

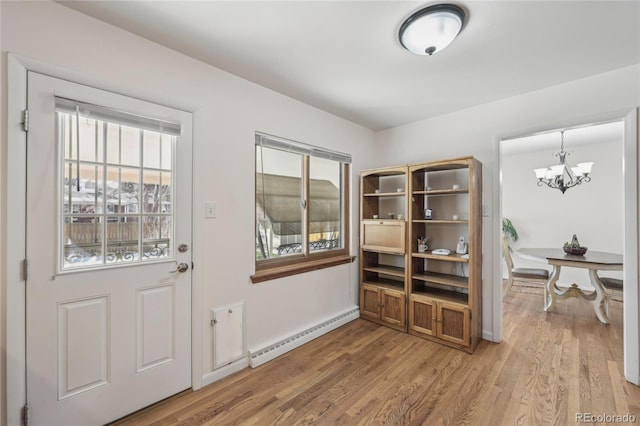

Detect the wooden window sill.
xmin=251 ymin=254 xmax=356 ymax=283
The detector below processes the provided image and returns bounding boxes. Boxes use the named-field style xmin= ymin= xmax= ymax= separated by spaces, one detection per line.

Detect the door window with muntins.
xmin=57 ymin=97 xmax=179 ymax=270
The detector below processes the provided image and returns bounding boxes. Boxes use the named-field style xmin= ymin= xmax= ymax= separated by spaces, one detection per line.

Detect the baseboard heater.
xmin=248 ymin=307 xmax=360 ymax=368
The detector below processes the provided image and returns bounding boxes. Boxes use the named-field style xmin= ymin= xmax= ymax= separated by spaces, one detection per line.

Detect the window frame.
xmin=251 ymin=133 xmax=353 ymax=283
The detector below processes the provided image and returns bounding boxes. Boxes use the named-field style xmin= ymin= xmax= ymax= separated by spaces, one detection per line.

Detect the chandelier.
xmin=534 ymin=131 xmax=593 ymax=194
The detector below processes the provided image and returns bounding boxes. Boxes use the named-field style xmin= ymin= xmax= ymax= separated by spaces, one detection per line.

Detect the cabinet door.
xmin=437 ymin=302 xmax=470 ymax=346
xmin=409 ymin=296 xmax=435 ymax=336
xmin=361 ymin=221 xmax=405 ymax=253
xmin=360 ymin=285 xmax=382 ymax=319
xmin=381 ymin=289 xmax=406 ymax=327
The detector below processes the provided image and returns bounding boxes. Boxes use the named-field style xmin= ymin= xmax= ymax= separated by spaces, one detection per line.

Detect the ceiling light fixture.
xmin=398 ymin=4 xmax=466 ymax=56
xmin=534 ymin=131 xmax=594 ymax=194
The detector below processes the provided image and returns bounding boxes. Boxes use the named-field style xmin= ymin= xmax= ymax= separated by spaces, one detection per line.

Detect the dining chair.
xmin=600 ymin=277 xmax=623 ymax=317
xmin=601 ymin=277 xmax=623 ymax=290
xmin=502 ymin=235 xmax=550 ymax=296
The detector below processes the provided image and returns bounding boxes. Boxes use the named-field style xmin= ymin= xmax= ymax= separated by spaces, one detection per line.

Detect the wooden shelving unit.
xmin=358 ymin=157 xmax=482 ymax=352
xmin=407 ymin=156 xmax=482 ymax=352
xmin=359 ymin=166 xmax=408 ymax=332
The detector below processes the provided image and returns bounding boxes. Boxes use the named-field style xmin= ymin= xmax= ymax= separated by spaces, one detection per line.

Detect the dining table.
xmin=516 ymin=248 xmax=623 ymax=324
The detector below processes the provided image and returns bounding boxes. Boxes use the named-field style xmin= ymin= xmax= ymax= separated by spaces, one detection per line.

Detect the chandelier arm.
xmin=539 ymin=179 xmax=559 ymax=190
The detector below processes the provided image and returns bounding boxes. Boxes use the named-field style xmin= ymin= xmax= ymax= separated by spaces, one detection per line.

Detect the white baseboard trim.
xmin=249 ymin=306 xmax=360 ymax=368
xmin=201 ymin=357 xmax=250 ymax=388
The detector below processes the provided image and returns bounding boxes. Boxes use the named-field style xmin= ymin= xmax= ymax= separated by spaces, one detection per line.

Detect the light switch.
xmin=206 ymin=202 xmax=217 ymax=219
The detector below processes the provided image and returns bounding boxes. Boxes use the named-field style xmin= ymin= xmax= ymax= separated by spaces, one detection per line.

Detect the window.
xmin=56 ymin=97 xmax=179 ymax=271
xmin=252 ymin=132 xmax=352 ymax=282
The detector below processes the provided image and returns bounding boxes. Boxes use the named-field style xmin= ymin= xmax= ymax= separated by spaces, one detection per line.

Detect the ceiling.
xmin=58 ymin=1 xmax=640 ymax=131
xmin=501 ymin=121 xmax=624 ymax=155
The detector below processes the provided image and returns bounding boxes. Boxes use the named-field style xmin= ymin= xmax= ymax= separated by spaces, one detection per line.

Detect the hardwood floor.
xmin=113 ymin=286 xmax=639 ymax=425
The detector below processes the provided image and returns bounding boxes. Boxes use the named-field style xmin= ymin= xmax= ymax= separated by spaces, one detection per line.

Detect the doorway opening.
xmin=498 ymin=119 xmax=635 ymax=386
xmin=501 ymin=121 xmax=624 ymax=296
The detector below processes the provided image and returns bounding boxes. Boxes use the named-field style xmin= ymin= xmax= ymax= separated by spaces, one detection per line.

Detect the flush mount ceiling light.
xmin=398 ymin=4 xmax=466 ymax=56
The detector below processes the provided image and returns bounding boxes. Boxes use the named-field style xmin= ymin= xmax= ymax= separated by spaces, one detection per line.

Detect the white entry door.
xmin=25 ymin=72 xmax=192 ymax=425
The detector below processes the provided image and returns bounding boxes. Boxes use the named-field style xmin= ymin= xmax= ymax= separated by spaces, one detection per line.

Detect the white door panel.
xmin=57 ymin=295 xmax=110 ymax=400
xmin=26 ymin=72 xmax=192 ymax=425
xmin=136 ymin=284 xmax=176 ymax=371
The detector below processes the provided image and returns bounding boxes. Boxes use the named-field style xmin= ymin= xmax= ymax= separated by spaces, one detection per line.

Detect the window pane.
xmin=106 ymin=216 xmax=139 ymax=264
xmin=63 ymin=216 xmax=103 ymax=268
xmin=160 ymin=172 xmax=172 ymax=213
xmin=142 ymin=216 xmax=172 ymax=260
xmin=309 ymin=157 xmax=342 ymax=252
xmin=142 ymin=170 xmax=171 ymax=213
xmin=64 ymin=163 xmax=104 ymax=214
xmin=161 ymin=135 xmax=173 ymax=170
xmin=142 ymin=216 xmax=172 ymax=240
xmin=143 ymin=130 xmax=161 ymax=169
xmin=143 ymin=241 xmax=170 ymax=260
xmin=78 ymin=117 xmax=98 ymax=162
xmin=106 ymin=122 xmax=120 ymax=164
xmin=61 ymin=113 xmax=76 ymax=161
xmin=106 ymin=167 xmax=140 ymax=214
xmin=120 ymin=125 xmax=140 ymax=166
xmin=143 ymin=216 xmax=160 ymax=240
xmin=255 ymin=146 xmax=303 ymax=260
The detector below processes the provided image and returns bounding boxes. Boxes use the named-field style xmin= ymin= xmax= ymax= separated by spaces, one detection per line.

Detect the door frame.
xmin=493 ymin=109 xmax=640 ymax=385
xmin=5 ymin=53 xmax=204 ymax=424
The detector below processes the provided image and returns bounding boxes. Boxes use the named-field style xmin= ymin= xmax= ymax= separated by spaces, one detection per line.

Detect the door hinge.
xmin=22 ymin=109 xmax=29 ymax=132
xmin=22 ymin=259 xmax=30 ymax=281
xmin=22 ymin=403 xmax=30 ymax=426
xmin=191 ymin=261 xmax=195 ymax=271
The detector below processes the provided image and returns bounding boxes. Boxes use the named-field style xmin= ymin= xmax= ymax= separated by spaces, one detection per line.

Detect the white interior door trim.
xmin=5 ymin=53 xmax=204 ymax=424
xmin=623 ymin=108 xmax=639 ymax=385
xmin=6 ymin=53 xmax=29 ymax=426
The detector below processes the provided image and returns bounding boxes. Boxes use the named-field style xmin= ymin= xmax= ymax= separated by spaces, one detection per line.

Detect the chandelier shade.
xmin=398 ymin=4 xmax=466 ymax=56
xmin=534 ymin=131 xmax=593 ymax=194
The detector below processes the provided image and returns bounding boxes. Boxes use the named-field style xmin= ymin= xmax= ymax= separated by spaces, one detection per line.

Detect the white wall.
xmin=503 ymin=136 xmax=624 ymax=286
xmin=0 ymin=0 xmax=376 ymax=399
xmin=375 ymin=64 xmax=640 ymax=339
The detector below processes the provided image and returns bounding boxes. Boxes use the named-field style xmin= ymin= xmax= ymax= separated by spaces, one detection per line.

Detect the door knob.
xmin=169 ymin=262 xmax=189 ymax=273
